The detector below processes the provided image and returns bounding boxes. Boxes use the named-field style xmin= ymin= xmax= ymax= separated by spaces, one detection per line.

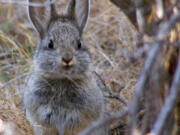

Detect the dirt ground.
xmin=0 ymin=0 xmax=140 ymax=134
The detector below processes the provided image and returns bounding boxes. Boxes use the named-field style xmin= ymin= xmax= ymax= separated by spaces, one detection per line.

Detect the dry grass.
xmin=0 ymin=100 xmax=35 ymax=135
xmin=0 ymin=0 xmax=140 ymax=134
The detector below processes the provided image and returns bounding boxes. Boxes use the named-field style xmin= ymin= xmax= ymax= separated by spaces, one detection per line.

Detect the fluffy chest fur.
xmin=25 ymin=77 xmax=101 ymax=133
xmin=34 ymin=79 xmax=87 ymax=110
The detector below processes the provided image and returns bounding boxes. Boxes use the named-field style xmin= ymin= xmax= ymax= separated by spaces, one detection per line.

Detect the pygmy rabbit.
xmin=24 ymin=0 xmax=107 ymax=135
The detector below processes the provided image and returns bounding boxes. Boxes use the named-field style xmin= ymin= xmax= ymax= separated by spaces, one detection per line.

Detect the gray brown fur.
xmin=24 ymin=0 xmax=107 ymax=135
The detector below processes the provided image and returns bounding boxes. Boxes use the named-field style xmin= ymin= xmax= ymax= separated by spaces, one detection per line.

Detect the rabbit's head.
xmin=28 ymin=0 xmax=91 ymax=79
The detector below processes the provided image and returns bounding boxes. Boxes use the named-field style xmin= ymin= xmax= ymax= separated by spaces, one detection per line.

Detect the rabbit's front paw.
xmin=37 ymin=105 xmax=53 ymax=126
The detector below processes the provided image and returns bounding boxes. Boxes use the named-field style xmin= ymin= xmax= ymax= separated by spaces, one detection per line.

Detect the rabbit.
xmin=24 ymin=0 xmax=108 ymax=135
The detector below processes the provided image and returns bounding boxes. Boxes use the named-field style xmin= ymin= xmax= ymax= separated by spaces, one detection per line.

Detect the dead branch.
xmin=150 ymin=53 xmax=180 ymax=135
xmin=78 ymin=108 xmax=128 ymax=135
xmin=135 ymin=3 xmax=145 ymax=33
xmin=105 ymin=93 xmax=127 ymax=106
xmin=94 ymin=71 xmax=127 ymax=106
xmin=0 ymin=0 xmax=56 ymax=7
xmin=156 ymin=11 xmax=180 ymax=40
xmin=130 ymin=43 xmax=162 ymax=131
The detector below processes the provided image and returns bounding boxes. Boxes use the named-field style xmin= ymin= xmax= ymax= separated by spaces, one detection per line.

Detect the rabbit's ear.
xmin=67 ymin=0 xmax=90 ymax=33
xmin=28 ymin=0 xmax=57 ymax=38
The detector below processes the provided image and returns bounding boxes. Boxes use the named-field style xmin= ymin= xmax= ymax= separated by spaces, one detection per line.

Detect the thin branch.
xmin=134 ymin=0 xmax=146 ymax=33
xmin=157 ymin=11 xmax=180 ymax=40
xmin=121 ymin=43 xmax=151 ymax=63
xmin=130 ymin=43 xmax=162 ymax=131
xmin=78 ymin=108 xmax=128 ymax=135
xmin=136 ymin=8 xmax=145 ymax=33
xmin=94 ymin=71 xmax=127 ymax=106
xmin=106 ymin=94 xmax=127 ymax=106
xmin=149 ymin=54 xmax=180 ymax=135
xmin=0 ymin=0 xmax=56 ymax=7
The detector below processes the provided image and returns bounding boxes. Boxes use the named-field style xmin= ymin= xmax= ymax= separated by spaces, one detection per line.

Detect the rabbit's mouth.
xmin=62 ymin=65 xmax=73 ymax=70
xmin=60 ymin=65 xmax=76 ymax=76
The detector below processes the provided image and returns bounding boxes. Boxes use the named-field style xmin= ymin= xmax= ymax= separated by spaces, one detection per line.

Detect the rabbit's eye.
xmin=48 ymin=40 xmax=54 ymax=49
xmin=77 ymin=40 xmax=82 ymax=49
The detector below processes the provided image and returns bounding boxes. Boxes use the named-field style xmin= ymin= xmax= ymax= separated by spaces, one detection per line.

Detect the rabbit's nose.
xmin=61 ymin=56 xmax=74 ymax=66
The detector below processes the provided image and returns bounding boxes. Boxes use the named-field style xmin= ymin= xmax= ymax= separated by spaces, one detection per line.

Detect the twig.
xmin=121 ymin=43 xmax=151 ymax=63
xmin=130 ymin=43 xmax=162 ymax=131
xmin=0 ymin=0 xmax=56 ymax=7
xmin=89 ymin=35 xmax=117 ymax=68
xmin=106 ymin=93 xmax=127 ymax=106
xmin=134 ymin=0 xmax=145 ymax=33
xmin=94 ymin=71 xmax=127 ymax=106
xmin=78 ymin=108 xmax=128 ymax=135
xmin=149 ymin=54 xmax=180 ymax=135
xmin=157 ymin=11 xmax=180 ymax=40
